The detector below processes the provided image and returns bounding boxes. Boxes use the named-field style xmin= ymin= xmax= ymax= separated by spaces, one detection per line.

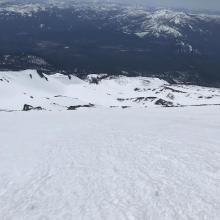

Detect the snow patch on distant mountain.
xmin=0 ymin=1 xmax=220 ymax=39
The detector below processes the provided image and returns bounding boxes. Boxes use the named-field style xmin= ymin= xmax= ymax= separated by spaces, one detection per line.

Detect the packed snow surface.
xmin=0 ymin=107 xmax=220 ymax=219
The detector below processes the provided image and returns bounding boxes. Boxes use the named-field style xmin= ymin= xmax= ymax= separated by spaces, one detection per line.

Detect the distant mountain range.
xmin=0 ymin=0 xmax=220 ymax=86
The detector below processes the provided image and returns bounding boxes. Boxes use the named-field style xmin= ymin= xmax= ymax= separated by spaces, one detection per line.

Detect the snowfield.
xmin=1 ymin=70 xmax=220 ymax=111
xmin=0 ymin=107 xmax=220 ymax=219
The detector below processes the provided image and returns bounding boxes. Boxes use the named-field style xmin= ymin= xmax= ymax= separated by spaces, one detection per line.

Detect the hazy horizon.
xmin=0 ymin=0 xmax=220 ymax=11
xmin=103 ymin=0 xmax=220 ymax=11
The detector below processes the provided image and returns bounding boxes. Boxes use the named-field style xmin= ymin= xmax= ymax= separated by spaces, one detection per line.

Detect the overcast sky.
xmin=110 ymin=0 xmax=220 ymax=11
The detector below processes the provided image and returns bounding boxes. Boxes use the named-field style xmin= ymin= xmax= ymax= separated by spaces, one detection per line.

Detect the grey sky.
xmin=110 ymin=0 xmax=220 ymax=11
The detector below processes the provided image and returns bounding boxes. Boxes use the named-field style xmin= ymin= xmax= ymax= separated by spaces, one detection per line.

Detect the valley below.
xmin=0 ymin=0 xmax=220 ymax=86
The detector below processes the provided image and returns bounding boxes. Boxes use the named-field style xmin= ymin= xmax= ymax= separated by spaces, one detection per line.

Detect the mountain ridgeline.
xmin=0 ymin=0 xmax=220 ymax=86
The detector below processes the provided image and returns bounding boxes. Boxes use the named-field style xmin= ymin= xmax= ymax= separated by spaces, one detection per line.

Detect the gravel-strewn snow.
xmin=0 ymin=107 xmax=220 ymax=219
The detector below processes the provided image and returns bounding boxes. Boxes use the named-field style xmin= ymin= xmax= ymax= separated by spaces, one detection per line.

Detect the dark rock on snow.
xmin=67 ymin=103 xmax=95 ymax=110
xmin=155 ymin=99 xmax=174 ymax=107
xmin=23 ymin=104 xmax=44 ymax=111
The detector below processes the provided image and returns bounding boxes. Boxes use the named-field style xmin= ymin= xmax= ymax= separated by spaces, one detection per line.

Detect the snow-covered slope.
xmin=0 ymin=107 xmax=220 ymax=219
xmin=1 ymin=70 xmax=220 ymax=111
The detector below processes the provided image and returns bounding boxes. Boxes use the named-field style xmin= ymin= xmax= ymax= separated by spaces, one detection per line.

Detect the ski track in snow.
xmin=0 ymin=107 xmax=220 ymax=219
